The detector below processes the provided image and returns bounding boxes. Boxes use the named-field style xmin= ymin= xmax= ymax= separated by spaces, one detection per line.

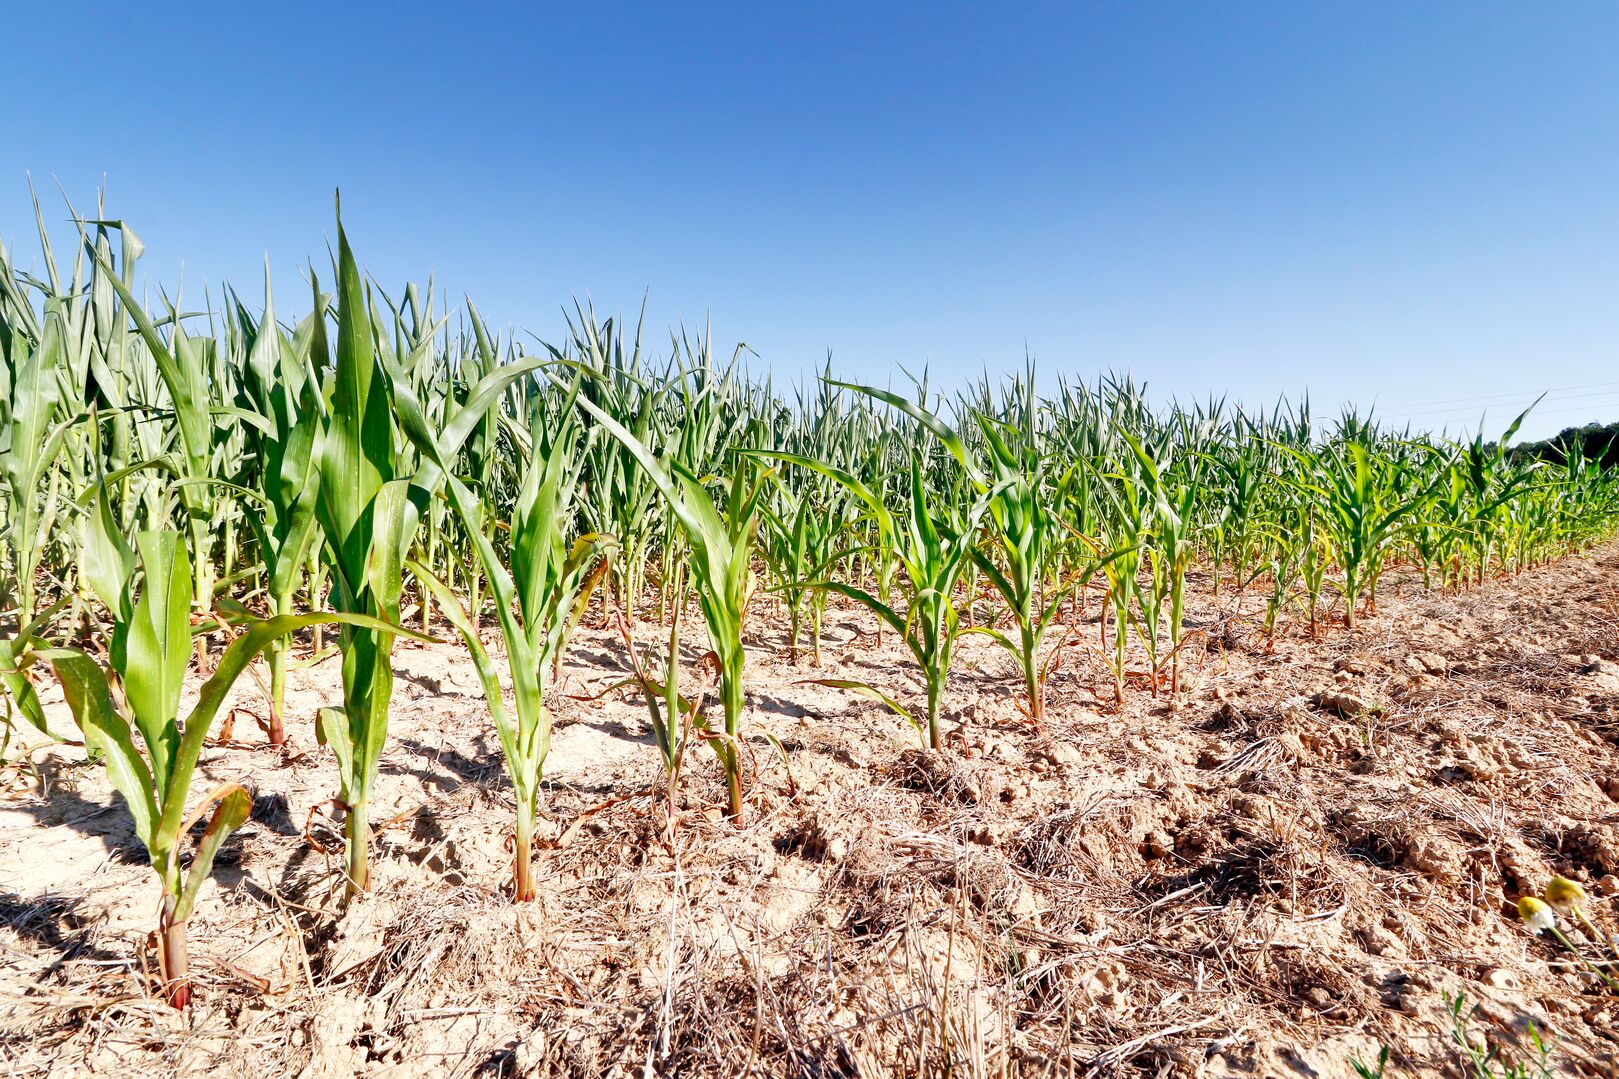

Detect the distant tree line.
xmin=1508 ymin=421 xmax=1619 ymax=468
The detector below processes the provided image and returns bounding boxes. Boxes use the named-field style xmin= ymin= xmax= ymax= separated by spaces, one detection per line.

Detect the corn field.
xmin=4 ymin=198 xmax=1619 ymax=1012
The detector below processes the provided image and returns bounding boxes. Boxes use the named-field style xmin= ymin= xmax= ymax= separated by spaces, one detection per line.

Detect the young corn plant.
xmin=87 ymin=223 xmax=231 ymax=671
xmin=1097 ymin=463 xmax=1149 ymax=704
xmin=569 ymin=380 xmax=769 ymax=823
xmin=1204 ymin=414 xmax=1269 ymax=595
xmin=311 ymin=217 xmax=414 ymax=899
xmin=396 ymin=377 xmax=611 ymax=900
xmin=962 ymin=380 xmax=1072 ymax=724
xmin=233 ymin=271 xmax=325 ymax=745
xmin=1407 ymin=470 xmax=1461 ymax=591
xmin=1455 ymin=404 xmax=1544 ymax=583
xmin=39 ymin=530 xmax=401 ymax=1007
xmin=757 ymin=486 xmax=817 ymax=664
xmin=757 ymin=447 xmax=996 ymax=750
xmin=312 ymin=209 xmax=538 ymax=896
xmin=1122 ymin=428 xmax=1203 ymax=693
xmin=1287 ymin=437 xmax=1441 ymax=631
xmin=1298 ymin=510 xmax=1334 ymax=637
xmin=827 ymin=377 xmax=1102 ymax=724
xmin=617 ymin=556 xmax=700 ymax=813
xmin=757 ymin=471 xmax=848 ymax=664
xmin=0 ymin=298 xmax=72 ymax=632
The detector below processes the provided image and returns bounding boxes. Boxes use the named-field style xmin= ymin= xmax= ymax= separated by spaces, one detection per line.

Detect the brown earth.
xmin=2 ymin=546 xmax=1618 ymax=1077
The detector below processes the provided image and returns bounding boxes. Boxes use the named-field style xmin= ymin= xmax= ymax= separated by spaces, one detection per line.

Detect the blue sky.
xmin=5 ymin=3 xmax=1617 ymax=441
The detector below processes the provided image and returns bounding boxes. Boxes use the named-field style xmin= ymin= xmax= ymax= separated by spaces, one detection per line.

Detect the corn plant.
xmin=87 ymin=223 xmax=231 ymax=671
xmin=37 ymin=530 xmax=401 ymax=1006
xmin=397 ymin=376 xmax=610 ymax=900
xmin=1258 ymin=497 xmax=1327 ymax=642
xmin=1097 ymin=463 xmax=1149 ymax=703
xmin=569 ymin=380 xmax=769 ymax=823
xmin=1407 ymin=466 xmax=1462 ymax=591
xmin=1287 ymin=437 xmax=1442 ymax=630
xmin=0 ymin=297 xmax=71 ymax=632
xmin=312 ymin=209 xmax=539 ymax=896
xmin=758 ymin=472 xmax=848 ymax=664
xmin=1454 ymin=404 xmax=1543 ymax=584
xmin=1121 ymin=428 xmax=1203 ymax=693
xmin=1203 ymin=413 xmax=1270 ymax=595
xmin=829 ymin=377 xmax=1100 ymax=723
xmin=1298 ymin=510 xmax=1333 ymax=636
xmin=617 ymin=562 xmax=699 ymax=812
xmin=233 ymin=271 xmax=325 ymax=744
xmin=1046 ymin=380 xmax=1111 ymax=622
xmin=758 ymin=447 xmax=996 ymax=749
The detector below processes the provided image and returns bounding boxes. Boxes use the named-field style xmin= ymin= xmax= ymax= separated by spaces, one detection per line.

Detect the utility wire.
xmin=1375 ymin=378 xmax=1619 ymax=413
xmin=1379 ymin=388 xmax=1619 ymax=421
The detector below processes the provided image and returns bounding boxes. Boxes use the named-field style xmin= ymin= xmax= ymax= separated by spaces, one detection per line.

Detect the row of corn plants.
xmin=3 ymin=197 xmax=1619 ymax=1008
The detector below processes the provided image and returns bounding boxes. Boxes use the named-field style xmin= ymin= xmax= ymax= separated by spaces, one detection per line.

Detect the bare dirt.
xmin=3 ymin=547 xmax=1619 ymax=1077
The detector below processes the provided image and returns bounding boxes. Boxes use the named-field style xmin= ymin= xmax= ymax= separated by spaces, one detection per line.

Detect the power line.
xmin=1381 ymin=402 xmax=1619 ymax=436
xmin=1374 ymin=378 xmax=1619 ymax=412
xmin=1376 ymin=388 xmax=1619 ymax=420
xmin=1511 ymin=401 xmax=1619 ymax=420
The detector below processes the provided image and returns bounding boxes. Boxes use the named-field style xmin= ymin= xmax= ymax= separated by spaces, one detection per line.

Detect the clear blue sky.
xmin=5 ymin=3 xmax=1617 ymax=441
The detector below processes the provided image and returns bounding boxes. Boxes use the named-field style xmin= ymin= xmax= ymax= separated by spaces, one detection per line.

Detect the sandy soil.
xmin=2 ymin=545 xmax=1618 ymax=1077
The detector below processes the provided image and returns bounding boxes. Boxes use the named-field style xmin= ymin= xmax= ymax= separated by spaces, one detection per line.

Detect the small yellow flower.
xmin=1545 ymin=874 xmax=1606 ymax=943
xmin=1545 ymin=876 xmax=1589 ymax=913
xmin=1518 ymin=896 xmax=1557 ymax=934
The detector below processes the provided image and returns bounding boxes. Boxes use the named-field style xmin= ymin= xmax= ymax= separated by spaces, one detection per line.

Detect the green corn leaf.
xmin=0 ymin=636 xmax=53 ymax=741
xmin=827 ymin=379 xmax=984 ymax=485
xmin=119 ymin=532 xmax=192 ymax=795
xmin=317 ymin=214 xmax=394 ymax=585
xmin=173 ymin=784 xmax=252 ymax=922
xmin=317 ymin=707 xmax=357 ymax=804
xmin=363 ymin=480 xmax=415 ymax=612
xmin=78 ymin=480 xmax=135 ymax=617
xmin=37 ymin=648 xmax=160 ymax=849
xmin=813 ymin=579 xmax=908 ymax=638
xmin=798 ymin=678 xmax=920 ymax=735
